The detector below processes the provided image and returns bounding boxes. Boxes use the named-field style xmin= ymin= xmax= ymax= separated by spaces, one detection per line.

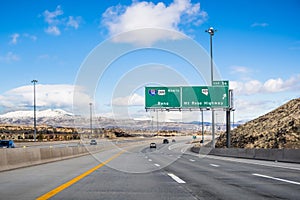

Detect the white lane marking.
xmin=168 ymin=173 xmax=186 ymax=184
xmin=181 ymin=146 xmax=190 ymax=153
xmin=145 ymin=156 xmax=148 ymax=159
xmin=154 ymin=163 xmax=160 ymax=167
xmin=252 ymin=173 xmax=300 ymax=185
xmin=168 ymin=143 xmax=182 ymax=150
xmin=189 ymin=159 xmax=195 ymax=162
xmin=210 ymin=164 xmax=220 ymax=167
xmin=148 ymin=159 xmax=152 ymax=162
xmin=169 ymin=154 xmax=173 ymax=157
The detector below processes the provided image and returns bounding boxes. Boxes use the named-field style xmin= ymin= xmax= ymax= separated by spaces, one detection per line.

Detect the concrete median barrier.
xmin=0 ymin=146 xmax=101 ymax=172
xmin=191 ymin=147 xmax=300 ymax=163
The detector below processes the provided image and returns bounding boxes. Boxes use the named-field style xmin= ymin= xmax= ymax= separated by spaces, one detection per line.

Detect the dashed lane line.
xmin=210 ymin=164 xmax=220 ymax=167
xmin=168 ymin=173 xmax=186 ymax=184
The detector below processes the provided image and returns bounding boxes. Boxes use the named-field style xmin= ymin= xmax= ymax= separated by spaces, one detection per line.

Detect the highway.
xmin=0 ymin=137 xmax=299 ymax=200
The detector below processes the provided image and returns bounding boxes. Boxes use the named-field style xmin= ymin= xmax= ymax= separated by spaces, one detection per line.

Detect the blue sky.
xmin=0 ymin=0 xmax=299 ymax=122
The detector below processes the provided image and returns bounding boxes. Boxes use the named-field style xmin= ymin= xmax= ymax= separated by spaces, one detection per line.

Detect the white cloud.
xmin=233 ymin=98 xmax=278 ymax=121
xmin=251 ymin=22 xmax=269 ymax=27
xmin=43 ymin=5 xmax=63 ymax=36
xmin=45 ymin=26 xmax=61 ymax=36
xmin=230 ymin=74 xmax=300 ymax=95
xmin=112 ymin=93 xmax=144 ymax=106
xmin=42 ymin=5 xmax=82 ymax=36
xmin=0 ymin=84 xmax=90 ymax=113
xmin=102 ymin=0 xmax=207 ymax=45
xmin=230 ymin=65 xmax=252 ymax=74
xmin=0 ymin=52 xmax=20 ymax=63
xmin=9 ymin=33 xmax=37 ymax=44
xmin=67 ymin=16 xmax=81 ymax=29
xmin=43 ymin=5 xmax=64 ymax=24
xmin=10 ymin=33 xmax=20 ymax=45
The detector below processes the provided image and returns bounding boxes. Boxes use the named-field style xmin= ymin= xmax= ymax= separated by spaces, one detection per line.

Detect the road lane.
xmin=0 ymin=147 xmax=122 ymax=199
xmin=37 ymin=150 xmax=125 ymax=200
xmin=161 ymin=150 xmax=300 ymax=200
xmin=0 ymin=137 xmax=299 ymax=200
xmin=50 ymin=143 xmax=197 ymax=200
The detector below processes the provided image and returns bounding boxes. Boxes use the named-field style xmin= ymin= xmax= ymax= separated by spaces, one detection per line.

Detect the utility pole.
xmin=31 ymin=80 xmax=38 ymax=142
xmin=206 ymin=27 xmax=217 ymax=148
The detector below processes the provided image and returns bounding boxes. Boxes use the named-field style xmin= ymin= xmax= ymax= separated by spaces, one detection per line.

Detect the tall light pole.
xmin=156 ymin=110 xmax=159 ymax=135
xmin=31 ymin=80 xmax=38 ymax=142
xmin=89 ymin=103 xmax=93 ymax=138
xmin=151 ymin=115 xmax=154 ymax=133
xmin=206 ymin=27 xmax=217 ymax=148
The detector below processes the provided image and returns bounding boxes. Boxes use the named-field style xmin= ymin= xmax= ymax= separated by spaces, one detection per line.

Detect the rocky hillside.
xmin=216 ymin=98 xmax=300 ymax=149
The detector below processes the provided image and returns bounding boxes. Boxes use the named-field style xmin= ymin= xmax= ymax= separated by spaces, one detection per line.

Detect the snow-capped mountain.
xmin=0 ymin=109 xmax=75 ymax=126
xmin=0 ymin=109 xmax=73 ymax=119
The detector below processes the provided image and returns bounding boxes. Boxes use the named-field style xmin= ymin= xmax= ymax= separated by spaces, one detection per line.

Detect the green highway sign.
xmin=145 ymin=87 xmax=181 ymax=108
xmin=145 ymin=83 xmax=229 ymax=110
xmin=212 ymin=80 xmax=229 ymax=86
xmin=182 ymin=86 xmax=229 ymax=108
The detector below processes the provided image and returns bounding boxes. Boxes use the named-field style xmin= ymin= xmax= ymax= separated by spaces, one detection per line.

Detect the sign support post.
xmin=201 ymin=109 xmax=204 ymax=145
xmin=226 ymin=109 xmax=230 ymax=148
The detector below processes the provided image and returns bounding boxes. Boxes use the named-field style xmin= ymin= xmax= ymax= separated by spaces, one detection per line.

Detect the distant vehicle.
xmin=163 ymin=139 xmax=169 ymax=144
xmin=150 ymin=143 xmax=156 ymax=148
xmin=90 ymin=139 xmax=97 ymax=145
xmin=0 ymin=140 xmax=15 ymax=148
xmin=172 ymin=139 xmax=176 ymax=142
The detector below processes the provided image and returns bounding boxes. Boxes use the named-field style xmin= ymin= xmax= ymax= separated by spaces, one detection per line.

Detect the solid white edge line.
xmin=201 ymin=155 xmax=300 ymax=171
xmin=252 ymin=173 xmax=300 ymax=185
xmin=168 ymin=173 xmax=186 ymax=184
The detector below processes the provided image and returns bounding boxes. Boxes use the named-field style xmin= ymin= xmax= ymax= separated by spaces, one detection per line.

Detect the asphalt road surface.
xmin=0 ymin=137 xmax=299 ymax=200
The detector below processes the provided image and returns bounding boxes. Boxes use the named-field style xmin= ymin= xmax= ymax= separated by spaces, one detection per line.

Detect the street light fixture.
xmin=206 ymin=27 xmax=217 ymax=148
xmin=31 ymin=80 xmax=38 ymax=142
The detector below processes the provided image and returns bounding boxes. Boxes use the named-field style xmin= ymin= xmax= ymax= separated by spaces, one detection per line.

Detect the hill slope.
xmin=216 ymin=98 xmax=300 ymax=149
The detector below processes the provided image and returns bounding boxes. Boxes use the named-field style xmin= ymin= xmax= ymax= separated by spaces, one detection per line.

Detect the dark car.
xmin=150 ymin=143 xmax=156 ymax=148
xmin=163 ymin=139 xmax=169 ymax=144
xmin=90 ymin=139 xmax=97 ymax=145
xmin=0 ymin=140 xmax=15 ymax=148
xmin=172 ymin=139 xmax=176 ymax=142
